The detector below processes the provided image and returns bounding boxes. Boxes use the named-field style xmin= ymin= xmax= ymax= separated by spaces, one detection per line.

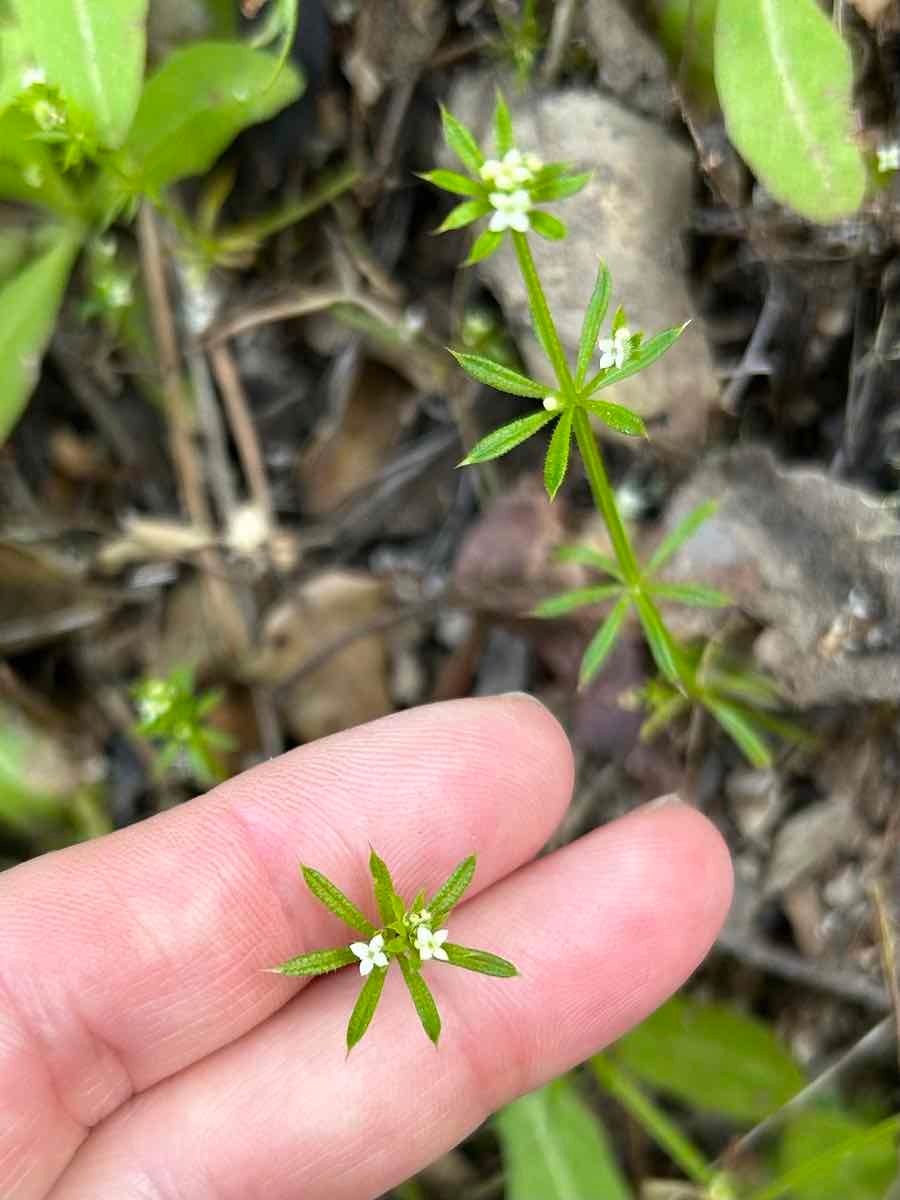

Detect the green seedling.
xmin=132 ymin=665 xmax=234 ymax=785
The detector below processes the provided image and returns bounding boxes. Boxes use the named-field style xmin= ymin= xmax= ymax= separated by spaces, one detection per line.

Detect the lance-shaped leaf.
xmin=576 ymin=261 xmax=612 ymax=385
xmin=449 ymin=351 xmax=549 ymax=398
xmin=436 ymin=198 xmax=490 ymax=232
xmin=634 ymin=593 xmax=681 ymax=686
xmin=704 ymin=698 xmax=772 ymax=768
xmin=579 ymin=595 xmax=631 ymax=688
xmin=544 ymin=406 xmax=573 ymax=500
xmin=368 ymin=847 xmax=398 ymax=926
xmin=301 ymin=865 xmax=376 ymax=936
xmin=271 ymin=946 xmax=357 ymax=976
xmin=460 ymin=410 xmax=555 ymax=466
xmin=532 ymin=584 xmax=623 ymax=619
xmin=493 ymin=89 xmax=514 ymax=155
xmin=584 ymin=323 xmax=688 ymax=397
xmin=555 ymin=544 xmax=624 ymax=583
xmin=586 ymin=400 xmax=647 ymax=438
xmin=428 ymin=855 xmax=476 ymax=924
xmin=439 ymin=105 xmax=483 ymax=173
xmin=648 ymin=582 xmax=732 ymax=608
xmin=464 ymin=228 xmax=503 ymax=265
xmin=417 ymin=168 xmax=483 ymax=197
xmin=530 ymin=211 xmax=567 ymax=240
xmin=346 ymin=965 xmax=387 ymax=1051
xmin=529 ymin=172 xmax=592 ymax=203
xmin=444 ymin=943 xmax=518 ymax=977
xmin=398 ymin=955 xmax=442 ymax=1044
xmin=646 ymin=500 xmax=718 ymax=574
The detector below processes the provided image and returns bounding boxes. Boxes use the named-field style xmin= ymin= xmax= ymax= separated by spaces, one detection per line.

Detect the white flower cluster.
xmin=480 ymin=148 xmax=542 ymax=233
xmin=598 ymin=325 xmax=633 ymax=371
xmin=349 ymin=922 xmax=450 ymax=976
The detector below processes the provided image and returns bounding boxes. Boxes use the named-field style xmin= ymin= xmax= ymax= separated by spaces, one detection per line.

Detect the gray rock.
xmin=766 ymin=797 xmax=862 ymax=897
xmin=445 ymin=76 xmax=719 ymax=451
xmin=585 ymin=0 xmax=675 ymax=118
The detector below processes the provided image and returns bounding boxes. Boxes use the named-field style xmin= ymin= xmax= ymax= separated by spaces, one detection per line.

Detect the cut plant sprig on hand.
xmin=271 ymin=849 xmax=517 ymax=1052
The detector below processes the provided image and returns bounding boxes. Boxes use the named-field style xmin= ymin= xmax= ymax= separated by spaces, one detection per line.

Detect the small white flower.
xmin=481 ymin=148 xmax=542 ymax=191
xmin=415 ymin=925 xmax=449 ymax=962
xmin=405 ymin=907 xmax=432 ymax=929
xmin=597 ymin=326 xmax=632 ymax=370
xmin=350 ymin=934 xmax=389 ymax=976
xmin=877 ymin=143 xmax=900 ymax=173
xmin=20 ymin=66 xmax=46 ymax=89
xmin=543 ymin=395 xmax=563 ymax=412
xmin=488 ymin=189 xmax=532 ymax=233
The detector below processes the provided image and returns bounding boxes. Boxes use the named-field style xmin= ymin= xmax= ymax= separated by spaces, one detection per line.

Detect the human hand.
xmin=1 ymin=695 xmax=732 ymax=1199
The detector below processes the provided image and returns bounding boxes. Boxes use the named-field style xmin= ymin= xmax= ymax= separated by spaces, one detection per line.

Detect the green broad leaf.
xmin=368 ymin=847 xmax=397 ymax=926
xmin=579 ymin=595 xmax=631 ymax=687
xmin=398 ymin=955 xmax=441 ymax=1045
xmin=529 ymin=172 xmax=592 ymax=203
xmin=460 ymin=410 xmax=555 ymax=465
xmin=773 ymin=1108 xmax=899 ymax=1200
xmin=444 ymin=943 xmax=518 ymax=977
xmin=0 ymin=228 xmax=80 ymax=444
xmin=584 ymin=323 xmax=688 ymax=396
xmin=449 ymin=350 xmax=549 ymax=398
xmin=655 ymin=0 xmax=719 ymax=113
xmin=346 ymin=964 xmax=387 ymax=1051
xmin=634 ymin=593 xmax=681 ymax=686
xmin=544 ymin=406 xmax=573 ymax=500
xmin=418 ymin=168 xmax=483 ymax=197
xmin=586 ymin=400 xmax=647 ymax=438
xmin=493 ymin=89 xmax=514 ymax=156
xmin=0 ymin=11 xmax=33 ymax=117
xmin=496 ymin=1077 xmax=633 ymax=1200
xmin=440 ymin=104 xmax=483 ymax=174
xmin=301 ymin=865 xmax=376 ymax=936
xmin=614 ymin=994 xmax=803 ymax=1122
xmin=715 ymin=0 xmax=866 ymax=223
xmin=428 ymin=854 xmax=476 ymax=923
xmin=753 ymin=1114 xmax=900 ymax=1200
xmin=532 ymin=585 xmax=623 ymax=619
xmin=436 ymin=198 xmax=490 ymax=232
xmin=576 ymin=261 xmax=612 ymax=385
xmin=529 ymin=211 xmax=567 ymax=240
xmin=649 ymin=582 xmax=732 ymax=608
xmin=705 ymin=698 xmax=773 ymax=768
xmin=20 ymin=0 xmax=148 ymax=149
xmin=464 ymin=227 xmax=503 ymax=265
xmin=119 ymin=42 xmax=303 ymax=194
xmin=272 ymin=946 xmax=357 ymax=976
xmin=647 ymin=499 xmax=719 ymax=574
xmin=555 ymin=544 xmax=624 ymax=583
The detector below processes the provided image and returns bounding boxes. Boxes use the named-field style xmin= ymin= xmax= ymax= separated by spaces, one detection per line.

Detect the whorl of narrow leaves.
xmin=444 ymin=944 xmax=518 ymax=977
xmin=273 ymin=947 xmax=357 ymax=976
xmin=347 ymin=966 xmax=387 ymax=1051
xmin=399 ymin=956 xmax=442 ymax=1044
xmin=301 ymin=865 xmax=375 ymax=936
xmin=428 ymin=855 xmax=476 ymax=923
xmin=532 ymin=584 xmax=623 ymax=619
xmin=449 ymin=351 xmax=548 ymax=398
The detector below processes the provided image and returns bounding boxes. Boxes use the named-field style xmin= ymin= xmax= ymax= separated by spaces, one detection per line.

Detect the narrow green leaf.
xmin=368 ymin=848 xmax=396 ymax=926
xmin=586 ymin=400 xmax=647 ymax=438
xmin=496 ymin=1077 xmax=633 ymax=1200
xmin=120 ymin=42 xmax=303 ymax=194
xmin=708 ymin=665 xmax=782 ymax=708
xmin=444 ymin=943 xmax=518 ymax=977
xmin=435 ymin=198 xmax=490 ymax=232
xmin=247 ymin=0 xmax=298 ymax=89
xmin=576 ymin=261 xmax=612 ymax=385
xmin=21 ymin=0 xmax=148 ymax=148
xmin=440 ymin=104 xmax=483 ymax=173
xmin=0 ymin=228 xmax=80 ymax=445
xmin=579 ymin=596 xmax=631 ymax=687
xmin=634 ymin=593 xmax=681 ymax=686
xmin=613 ymin=994 xmax=805 ymax=1123
xmin=460 ymin=411 xmax=555 ymax=466
xmin=0 ymin=110 xmax=79 ymax=217
xmin=301 ymin=865 xmax=376 ymax=936
xmin=543 ymin=406 xmax=573 ymax=500
xmin=398 ymin=955 xmax=442 ymax=1044
xmin=346 ymin=965 xmax=387 ymax=1051
xmin=611 ymin=305 xmax=627 ymax=336
xmin=705 ymin=698 xmax=773 ymax=767
xmin=584 ymin=324 xmax=688 ymax=397
xmin=418 ymin=168 xmax=482 ymax=197
xmin=749 ymin=1115 xmax=900 ymax=1200
xmin=529 ymin=211 xmax=567 ymax=240
xmin=649 ymin=582 xmax=732 ymax=608
xmin=532 ymin=585 xmax=623 ymax=619
xmin=530 ymin=172 xmax=592 ymax=202
xmin=449 ymin=350 xmax=548 ymax=398
xmin=647 ymin=499 xmax=719 ymax=574
xmin=272 ymin=946 xmax=356 ymax=976
xmin=555 ymin=544 xmax=624 ymax=583
xmin=639 ymin=692 xmax=690 ymax=741
xmin=428 ymin=855 xmax=476 ymax=923
xmin=0 ymin=12 xmax=32 ymax=118
xmin=715 ymin=0 xmax=866 ymax=223
xmin=775 ymin=1108 xmax=899 ymax=1200
xmin=464 ymin=227 xmax=503 ymax=264
xmin=493 ymin=89 xmax=514 ymax=155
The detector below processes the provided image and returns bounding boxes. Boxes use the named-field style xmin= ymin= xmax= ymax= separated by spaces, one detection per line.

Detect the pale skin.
xmin=0 ymin=695 xmax=733 ymax=1199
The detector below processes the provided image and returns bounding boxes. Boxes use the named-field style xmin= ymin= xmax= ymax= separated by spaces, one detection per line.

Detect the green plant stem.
xmin=590 ymin=1055 xmax=717 ymax=1189
xmin=511 ymin=231 xmax=573 ymax=391
xmin=572 ymin=408 xmax=641 ymax=585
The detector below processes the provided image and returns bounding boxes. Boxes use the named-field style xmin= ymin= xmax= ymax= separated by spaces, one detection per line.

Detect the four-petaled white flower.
xmin=543 ymin=394 xmax=563 ymax=412
xmin=488 ymin=189 xmax=532 ymax=233
xmin=597 ymin=326 xmax=632 ymax=371
xmin=350 ymin=934 xmax=389 ymax=976
xmin=877 ymin=143 xmax=900 ymax=173
xmin=415 ymin=925 xmax=449 ymax=962
xmin=481 ymin=148 xmax=542 ymax=191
